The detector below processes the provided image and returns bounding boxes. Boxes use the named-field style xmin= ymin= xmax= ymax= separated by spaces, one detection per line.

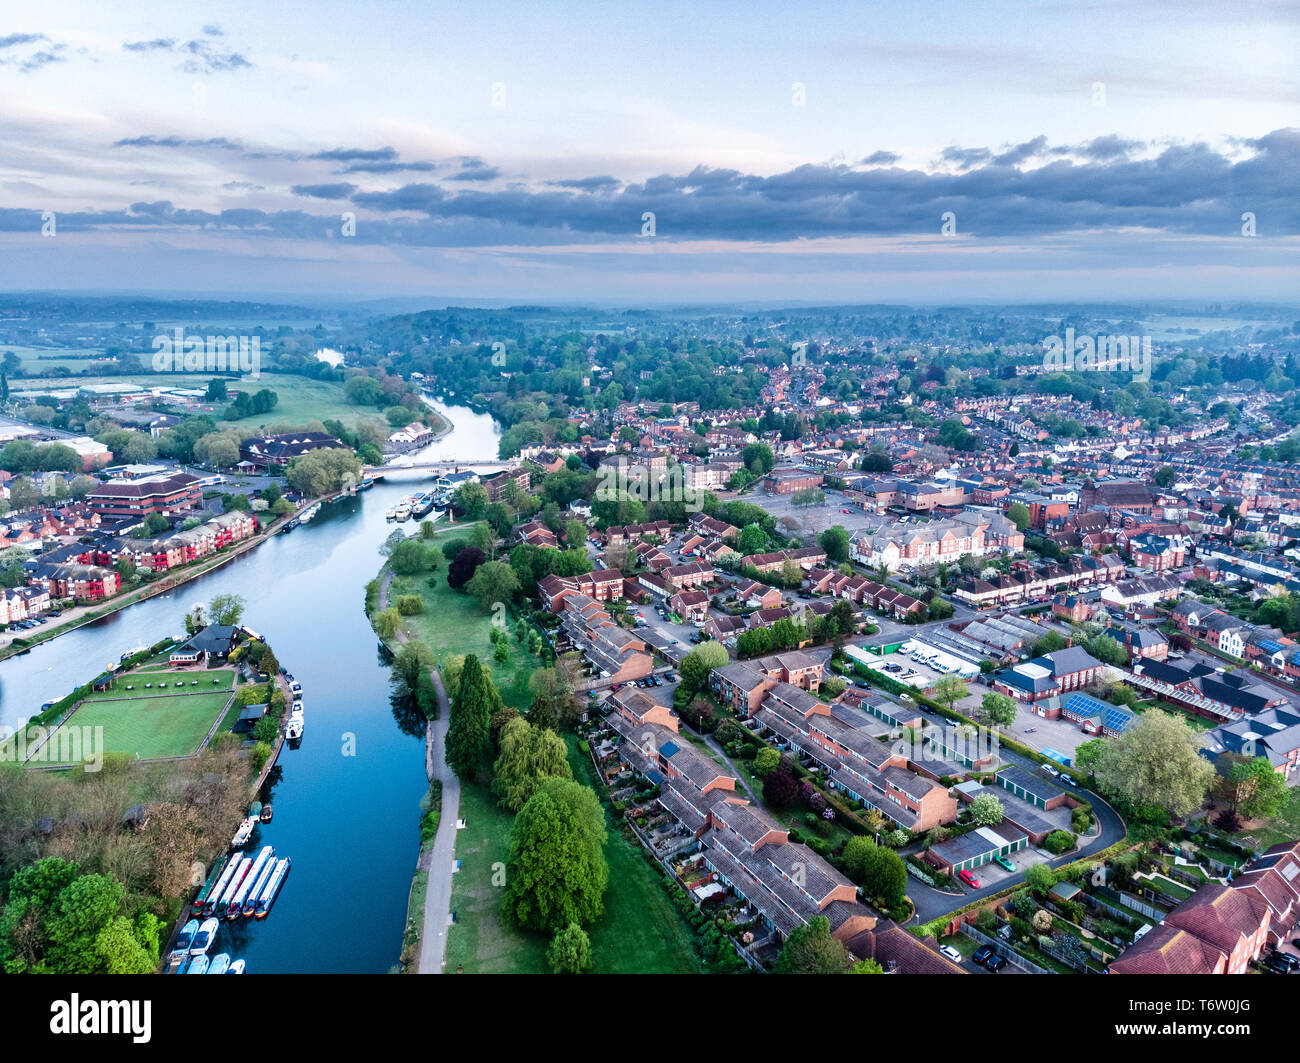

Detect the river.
xmin=0 ymin=401 xmax=500 ymax=973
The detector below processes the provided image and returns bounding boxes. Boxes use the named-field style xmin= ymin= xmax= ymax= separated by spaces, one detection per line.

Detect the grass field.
xmin=11 ymin=373 xmax=377 ymax=432
xmin=443 ymin=740 xmax=704 ymax=974
xmin=44 ymin=689 xmax=233 ymax=763
xmin=88 ymin=668 xmax=235 ymax=701
xmin=390 ymin=525 xmax=536 ymax=710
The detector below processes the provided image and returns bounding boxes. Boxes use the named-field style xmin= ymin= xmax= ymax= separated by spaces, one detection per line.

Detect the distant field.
xmin=42 ymin=689 xmax=233 ymax=763
xmin=0 ymin=345 xmax=109 ymax=371
xmin=10 ymin=373 xmax=375 ymax=431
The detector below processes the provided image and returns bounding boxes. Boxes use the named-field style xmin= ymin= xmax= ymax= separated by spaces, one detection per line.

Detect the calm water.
xmin=0 ymin=403 xmax=498 ymax=973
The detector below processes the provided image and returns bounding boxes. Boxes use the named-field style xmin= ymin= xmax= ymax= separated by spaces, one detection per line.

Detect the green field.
xmin=443 ymin=742 xmax=704 ymax=974
xmin=11 ymin=373 xmax=378 ymax=432
xmin=90 ymin=668 xmax=236 ymax=699
xmin=41 ymin=689 xmax=234 ymax=764
xmin=390 ymin=525 xmax=535 ymax=710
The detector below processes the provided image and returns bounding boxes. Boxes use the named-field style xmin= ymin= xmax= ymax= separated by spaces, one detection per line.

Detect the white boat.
xmin=285 ymin=713 xmax=304 ymax=740
xmin=299 ymin=503 xmax=321 ymax=523
xmin=393 ymin=502 xmax=411 ymax=521
xmin=231 ymin=816 xmax=258 ymax=848
xmin=170 ymin=919 xmax=199 ymax=962
xmin=207 ymin=953 xmax=231 ymax=974
xmin=187 ymin=954 xmax=211 ymax=974
xmin=240 ymin=850 xmax=279 ymax=917
xmin=255 ymin=857 xmax=291 ymax=918
xmin=385 ymin=507 xmax=398 ymax=520
xmin=229 ymin=846 xmax=275 ymax=919
xmin=214 ymin=855 xmax=251 ymax=917
xmin=190 ymin=917 xmax=219 ymax=957
xmin=227 ymin=959 xmax=246 ymax=974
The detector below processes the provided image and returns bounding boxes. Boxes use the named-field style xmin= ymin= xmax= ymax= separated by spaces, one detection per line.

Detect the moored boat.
xmin=255 ymin=857 xmax=291 ymax=918
xmin=214 ymin=855 xmax=251 ymax=917
xmin=186 ymin=954 xmax=211 ymax=974
xmin=227 ymin=959 xmax=246 ymax=974
xmin=190 ymin=918 xmax=219 ymax=957
xmin=203 ymin=854 xmax=243 ymax=917
xmin=240 ymin=849 xmax=279 ymax=917
xmin=231 ymin=814 xmax=258 ymax=848
xmin=169 ymin=919 xmax=199 ymax=962
xmin=207 ymin=953 xmax=231 ymax=974
xmin=229 ymin=846 xmax=274 ymax=919
xmin=260 ymin=803 xmax=273 ymax=823
xmin=193 ymin=854 xmax=229 ymax=912
xmin=285 ymin=714 xmax=303 ymax=740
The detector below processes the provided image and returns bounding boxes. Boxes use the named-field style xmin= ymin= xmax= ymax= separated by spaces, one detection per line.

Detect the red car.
xmin=842 ymin=509 xmax=851 ymax=514
xmin=958 ymin=870 xmax=981 ymax=888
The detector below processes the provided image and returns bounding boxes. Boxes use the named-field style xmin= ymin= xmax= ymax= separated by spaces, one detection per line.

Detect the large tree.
xmin=492 ymin=717 xmax=573 ymax=812
xmin=446 ymin=546 xmax=487 ymax=590
xmin=1218 ymin=754 xmax=1289 ymax=820
xmin=679 ymin=641 xmax=728 ymax=695
xmin=502 ymin=779 xmax=609 ymax=932
xmin=933 ymin=674 xmax=968 ymax=713
xmin=1092 ymin=709 xmax=1215 ymax=818
xmin=773 ymin=915 xmax=849 ymax=974
xmin=446 ymin=654 xmax=496 ymax=781
xmin=466 ymin=559 xmax=521 ymax=612
xmin=979 ymin=691 xmax=1017 ymax=730
xmin=208 ymin=592 xmax=245 ymax=627
xmin=860 ymin=844 xmax=908 ymax=908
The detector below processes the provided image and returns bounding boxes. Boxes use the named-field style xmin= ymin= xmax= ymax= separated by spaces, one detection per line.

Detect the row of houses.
xmin=953 ymin=553 xmax=1126 ymax=608
xmin=804 ymin=568 xmax=925 ymax=620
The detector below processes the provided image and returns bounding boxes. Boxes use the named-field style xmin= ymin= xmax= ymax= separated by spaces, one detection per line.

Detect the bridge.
xmin=365 ymin=458 xmax=518 ymax=480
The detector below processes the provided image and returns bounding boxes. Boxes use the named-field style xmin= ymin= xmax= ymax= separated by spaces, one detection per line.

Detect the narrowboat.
xmin=255 ymin=857 xmax=291 ymax=918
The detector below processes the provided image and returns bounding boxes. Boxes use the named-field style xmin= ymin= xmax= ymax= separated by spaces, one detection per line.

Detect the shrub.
xmin=1043 ymin=830 xmax=1076 ymax=856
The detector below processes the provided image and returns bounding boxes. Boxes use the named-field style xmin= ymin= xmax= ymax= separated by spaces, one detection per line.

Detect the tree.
xmin=1083 ymin=634 xmax=1126 ymax=667
xmin=773 ymin=916 xmax=849 ymax=974
xmin=1092 ymin=709 xmax=1215 ymax=818
xmin=1153 ymin=465 xmax=1176 ymax=488
xmin=791 ymin=487 xmax=826 ymax=507
xmin=286 ymin=447 xmax=362 ymax=495
xmin=94 ymin=916 xmax=155 ymax=974
xmin=860 ymin=844 xmax=908 ymax=907
xmin=502 ymin=779 xmax=609 ymax=932
xmin=447 ymin=546 xmax=486 ymax=590
xmin=208 ymin=592 xmax=245 ymax=627
xmin=466 ymin=560 xmax=521 ymax=612
xmin=933 ymin=674 xmax=968 ymax=713
xmin=492 ymin=717 xmax=573 ymax=812
xmin=390 ymin=538 xmax=440 ymax=576
xmin=737 ymin=523 xmax=766 ymax=556
xmin=850 ymin=958 xmax=885 ymax=974
xmin=753 ymin=746 xmax=781 ymax=776
xmin=1074 ymin=738 xmax=1107 ymax=778
xmin=979 ymin=691 xmax=1016 ymax=729
xmin=446 ymin=654 xmax=495 ymax=781
xmin=1025 ymin=862 xmax=1058 ymax=897
xmin=762 ymin=758 xmax=798 ymax=808
xmin=452 ymin=481 xmax=489 ymax=520
xmin=842 ymin=836 xmax=878 ymax=880
xmin=1220 ymin=755 xmax=1289 ymax=820
xmin=679 ymin=641 xmax=728 ymax=695
xmin=1005 ymin=502 xmax=1031 ymax=532
xmin=547 ymin=923 xmax=592 ymax=974
xmin=969 ymin=792 xmax=1005 ymax=825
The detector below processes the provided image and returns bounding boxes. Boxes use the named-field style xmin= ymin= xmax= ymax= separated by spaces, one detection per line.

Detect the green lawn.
xmin=1240 ymin=786 xmax=1300 ymax=849
xmin=43 ymin=690 xmax=233 ymax=763
xmin=11 ymin=373 xmax=376 ymax=432
xmin=444 ymin=741 xmax=704 ymax=974
xmin=92 ymin=669 xmax=235 ymax=700
xmin=390 ymin=527 xmax=536 ymax=709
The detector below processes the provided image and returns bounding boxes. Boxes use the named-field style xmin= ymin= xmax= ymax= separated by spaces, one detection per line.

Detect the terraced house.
xmin=752 ymin=683 xmax=958 ymax=833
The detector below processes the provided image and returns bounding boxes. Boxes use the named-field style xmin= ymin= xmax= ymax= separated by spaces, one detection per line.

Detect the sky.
xmin=0 ymin=0 xmax=1297 ymax=305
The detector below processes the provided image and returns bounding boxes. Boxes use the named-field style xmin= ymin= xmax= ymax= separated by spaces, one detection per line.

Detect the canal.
xmin=0 ymin=401 xmax=501 ymax=973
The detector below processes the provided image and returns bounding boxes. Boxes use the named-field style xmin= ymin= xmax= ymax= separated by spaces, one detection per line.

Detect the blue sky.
xmin=1 ymin=0 xmax=1297 ymax=303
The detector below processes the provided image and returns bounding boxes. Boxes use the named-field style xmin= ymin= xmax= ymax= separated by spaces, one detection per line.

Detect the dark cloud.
xmin=940 ymin=145 xmax=993 ymax=169
xmin=861 ymin=151 xmax=900 ymax=166
xmin=339 ymin=159 xmax=437 ymax=174
xmin=991 ymin=135 xmax=1048 ymax=166
xmin=0 ymin=33 xmax=48 ymax=49
xmin=310 ymin=146 xmax=399 ymax=163
xmin=202 ymin=24 xmax=224 ymax=36
xmin=114 ymin=135 xmax=244 ymax=150
xmin=447 ymin=162 xmax=501 ymax=182
xmin=123 ymin=38 xmax=177 ymax=52
xmin=548 ymin=175 xmax=621 ymax=191
xmin=291 ymin=182 xmax=358 ymax=200
xmin=4 ymin=130 xmax=1297 ymax=247
xmin=180 ymin=39 xmax=251 ymax=72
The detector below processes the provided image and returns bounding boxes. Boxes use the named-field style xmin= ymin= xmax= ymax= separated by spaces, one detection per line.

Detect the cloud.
xmin=309 ymin=146 xmax=399 ymax=163
xmin=861 ymin=151 xmax=901 ymax=166
xmin=123 ymin=38 xmax=177 ymax=52
xmin=548 ymin=175 xmax=622 ymax=191
xmin=991 ymin=135 xmax=1048 ymax=166
xmin=291 ymin=182 xmax=358 ymax=200
xmin=113 ymin=134 xmax=245 ymax=150
xmin=940 ymin=145 xmax=993 ymax=169
xmin=339 ymin=160 xmax=437 ymax=174
xmin=202 ymin=24 xmax=224 ymax=36
xmin=0 ymin=33 xmax=48 ymax=49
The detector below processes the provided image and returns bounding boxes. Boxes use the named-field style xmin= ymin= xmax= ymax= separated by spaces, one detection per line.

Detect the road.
xmin=377 ymin=568 xmax=460 ymax=974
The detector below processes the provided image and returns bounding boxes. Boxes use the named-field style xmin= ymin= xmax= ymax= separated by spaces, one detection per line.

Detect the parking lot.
xmin=756 ymin=487 xmax=885 ymax=538
xmin=1009 ymin=703 xmax=1090 ymax=761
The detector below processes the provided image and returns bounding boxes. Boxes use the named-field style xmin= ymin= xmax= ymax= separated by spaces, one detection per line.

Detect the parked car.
xmin=1060 ymin=774 xmax=1080 ymax=788
xmin=842 ymin=509 xmax=851 ymax=514
xmin=1262 ymin=954 xmax=1294 ymax=974
xmin=958 ymin=869 xmax=980 ymax=888
xmin=1269 ymin=950 xmax=1300 ymax=971
xmin=994 ymin=856 xmax=1015 ymax=872
xmin=971 ymin=945 xmax=995 ymax=966
xmin=938 ymin=945 xmax=963 ymax=963
xmin=1040 ymin=764 xmax=1061 ymax=778
xmin=984 ymin=953 xmax=1008 ymax=973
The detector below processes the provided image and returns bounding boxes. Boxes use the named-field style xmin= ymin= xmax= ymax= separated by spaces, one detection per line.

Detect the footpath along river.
xmin=0 ymin=400 xmax=500 ymax=972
